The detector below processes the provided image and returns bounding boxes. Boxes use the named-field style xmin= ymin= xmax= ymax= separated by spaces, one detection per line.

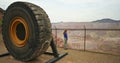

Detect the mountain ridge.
xmin=93 ymin=18 xmax=120 ymax=23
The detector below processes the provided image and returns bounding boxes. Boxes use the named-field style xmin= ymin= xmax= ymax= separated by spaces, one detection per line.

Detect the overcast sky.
xmin=0 ymin=0 xmax=120 ymax=22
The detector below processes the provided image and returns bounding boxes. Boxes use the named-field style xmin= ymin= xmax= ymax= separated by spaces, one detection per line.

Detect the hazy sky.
xmin=0 ymin=0 xmax=120 ymax=22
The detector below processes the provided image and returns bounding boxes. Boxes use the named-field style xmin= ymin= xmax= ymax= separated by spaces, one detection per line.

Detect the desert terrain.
xmin=0 ymin=19 xmax=120 ymax=63
xmin=0 ymin=33 xmax=120 ymax=63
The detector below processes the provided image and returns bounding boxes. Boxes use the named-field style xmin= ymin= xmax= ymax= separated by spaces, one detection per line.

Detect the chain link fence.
xmin=52 ymin=23 xmax=120 ymax=56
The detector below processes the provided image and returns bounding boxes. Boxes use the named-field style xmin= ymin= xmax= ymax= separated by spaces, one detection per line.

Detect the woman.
xmin=63 ymin=29 xmax=68 ymax=50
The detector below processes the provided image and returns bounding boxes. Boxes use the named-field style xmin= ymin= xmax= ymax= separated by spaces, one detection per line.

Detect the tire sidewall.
xmin=3 ymin=3 xmax=39 ymax=61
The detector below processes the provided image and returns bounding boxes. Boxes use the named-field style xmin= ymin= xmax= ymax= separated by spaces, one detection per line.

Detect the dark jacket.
xmin=64 ymin=32 xmax=68 ymax=40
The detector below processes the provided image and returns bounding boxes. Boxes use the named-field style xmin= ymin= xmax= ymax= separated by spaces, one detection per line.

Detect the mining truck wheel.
xmin=2 ymin=2 xmax=52 ymax=61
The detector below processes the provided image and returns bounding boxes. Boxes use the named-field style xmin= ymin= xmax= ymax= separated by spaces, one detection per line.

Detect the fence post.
xmin=54 ymin=26 xmax=57 ymax=46
xmin=84 ymin=25 xmax=86 ymax=51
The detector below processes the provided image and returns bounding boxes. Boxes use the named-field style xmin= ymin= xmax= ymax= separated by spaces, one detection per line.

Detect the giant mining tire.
xmin=2 ymin=2 xmax=52 ymax=61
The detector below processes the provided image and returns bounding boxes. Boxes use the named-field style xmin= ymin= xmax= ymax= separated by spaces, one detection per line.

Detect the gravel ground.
xmin=0 ymin=34 xmax=120 ymax=63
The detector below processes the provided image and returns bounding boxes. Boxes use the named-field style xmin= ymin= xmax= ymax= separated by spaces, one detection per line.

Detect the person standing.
xmin=63 ymin=29 xmax=68 ymax=50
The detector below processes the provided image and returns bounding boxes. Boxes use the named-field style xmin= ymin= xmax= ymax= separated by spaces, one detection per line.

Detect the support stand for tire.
xmin=0 ymin=52 xmax=9 ymax=57
xmin=45 ymin=39 xmax=68 ymax=63
xmin=0 ymin=39 xmax=68 ymax=63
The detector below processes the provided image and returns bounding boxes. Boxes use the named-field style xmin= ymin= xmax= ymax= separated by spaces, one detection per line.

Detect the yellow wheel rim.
xmin=9 ymin=17 xmax=29 ymax=47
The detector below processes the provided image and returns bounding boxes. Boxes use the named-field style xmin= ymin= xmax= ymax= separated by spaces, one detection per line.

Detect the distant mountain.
xmin=93 ymin=18 xmax=120 ymax=23
xmin=52 ymin=18 xmax=120 ymax=29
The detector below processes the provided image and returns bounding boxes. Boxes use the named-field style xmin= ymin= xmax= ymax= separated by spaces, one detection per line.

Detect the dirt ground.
xmin=0 ymin=34 xmax=120 ymax=63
